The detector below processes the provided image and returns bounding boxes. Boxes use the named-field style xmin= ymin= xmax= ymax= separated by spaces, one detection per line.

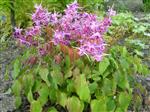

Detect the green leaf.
xmin=13 ymin=59 xmax=20 ymax=79
xmin=83 ymin=65 xmax=91 ymax=76
xmin=91 ymin=71 xmax=102 ymax=81
xmin=115 ymin=107 xmax=124 ymax=112
xmin=65 ymin=55 xmax=70 ymax=69
xmin=15 ymin=96 xmax=22 ymax=108
xmin=99 ymin=57 xmax=110 ymax=75
xmin=67 ymin=79 xmax=75 ymax=93
xmin=74 ymin=75 xmax=90 ymax=102
xmin=114 ymin=71 xmax=130 ymax=90
xmin=23 ymin=74 xmax=34 ymax=95
xmin=134 ymin=50 xmax=144 ymax=57
xmin=109 ymin=57 xmax=118 ymax=69
xmin=39 ymin=67 xmax=50 ymax=86
xmin=33 ymin=80 xmax=42 ymax=92
xmin=57 ymin=91 xmax=67 ymax=107
xmin=75 ymin=59 xmax=84 ymax=70
xmin=119 ymin=92 xmax=131 ymax=111
xmin=91 ymin=99 xmax=107 ymax=112
xmin=67 ymin=96 xmax=84 ymax=112
xmin=51 ymin=70 xmax=63 ymax=85
xmin=31 ymin=100 xmax=42 ymax=112
xmin=89 ymin=82 xmax=98 ymax=94
xmin=72 ymin=67 xmax=80 ymax=76
xmin=22 ymin=49 xmax=30 ymax=60
xmin=64 ymin=70 xmax=72 ymax=79
xmin=38 ymin=84 xmax=49 ymax=106
xmin=49 ymin=87 xmax=57 ymax=102
xmin=119 ymin=58 xmax=129 ymax=71
xmin=12 ymin=80 xmax=21 ymax=96
xmin=35 ymin=63 xmax=41 ymax=74
xmin=27 ymin=89 xmax=34 ymax=103
xmin=106 ymin=97 xmax=116 ymax=112
xmin=122 ymin=47 xmax=127 ymax=57
xmin=48 ymin=107 xmax=58 ymax=112
xmin=102 ymin=78 xmax=116 ymax=95
xmin=142 ymin=65 xmax=150 ymax=75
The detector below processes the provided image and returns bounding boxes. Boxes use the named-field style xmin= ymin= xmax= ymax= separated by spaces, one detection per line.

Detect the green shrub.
xmin=143 ymin=0 xmax=150 ymax=12
xmin=11 ymin=44 xmax=149 ymax=112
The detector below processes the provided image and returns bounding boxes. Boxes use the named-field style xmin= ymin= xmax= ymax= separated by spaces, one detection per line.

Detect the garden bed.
xmin=0 ymin=1 xmax=150 ymax=112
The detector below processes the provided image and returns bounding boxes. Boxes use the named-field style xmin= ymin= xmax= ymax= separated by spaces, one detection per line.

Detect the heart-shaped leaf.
xmin=39 ymin=67 xmax=50 ymax=86
xmin=119 ymin=92 xmax=131 ymax=111
xmin=74 ymin=75 xmax=90 ymax=102
xmin=31 ymin=100 xmax=42 ymax=112
xmin=13 ymin=59 xmax=20 ymax=79
xmin=91 ymin=99 xmax=106 ymax=112
xmin=99 ymin=57 xmax=110 ymax=75
xmin=67 ymin=96 xmax=84 ymax=112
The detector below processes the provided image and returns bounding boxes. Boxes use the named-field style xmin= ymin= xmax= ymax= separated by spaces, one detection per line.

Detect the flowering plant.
xmin=11 ymin=2 xmax=150 ymax=112
xmin=14 ymin=1 xmax=115 ymax=62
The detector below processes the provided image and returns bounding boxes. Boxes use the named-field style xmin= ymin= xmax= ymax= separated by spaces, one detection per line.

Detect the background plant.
xmin=143 ymin=0 xmax=150 ymax=12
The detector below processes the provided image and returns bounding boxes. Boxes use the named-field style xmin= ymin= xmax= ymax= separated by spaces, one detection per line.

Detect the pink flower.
xmin=93 ymin=55 xmax=103 ymax=61
xmin=50 ymin=12 xmax=60 ymax=25
xmin=32 ymin=4 xmax=50 ymax=26
xmin=53 ymin=30 xmax=70 ymax=45
xmin=13 ymin=27 xmax=23 ymax=38
xmin=65 ymin=1 xmax=79 ymax=15
xmin=39 ymin=48 xmax=47 ymax=56
xmin=25 ymin=26 xmax=41 ymax=37
xmin=52 ymin=2 xmax=113 ymax=61
xmin=18 ymin=38 xmax=32 ymax=46
xmin=108 ymin=8 xmax=116 ymax=16
xmin=14 ymin=1 xmax=114 ymax=61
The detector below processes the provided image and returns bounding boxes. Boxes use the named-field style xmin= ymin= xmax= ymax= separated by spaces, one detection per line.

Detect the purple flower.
xmin=52 ymin=1 xmax=112 ymax=61
xmin=14 ymin=1 xmax=114 ymax=61
xmin=18 ymin=38 xmax=32 ymax=46
xmin=32 ymin=4 xmax=50 ymax=26
xmin=50 ymin=12 xmax=60 ymax=25
xmin=53 ymin=30 xmax=70 ymax=45
xmin=39 ymin=48 xmax=47 ymax=56
xmin=102 ymin=17 xmax=112 ymax=26
xmin=25 ymin=26 xmax=41 ymax=37
xmin=91 ymin=32 xmax=101 ymax=38
xmin=65 ymin=1 xmax=79 ymax=15
xmin=14 ymin=27 xmax=31 ymax=46
xmin=107 ymin=8 xmax=116 ymax=16
xmin=13 ymin=27 xmax=23 ymax=38
xmin=93 ymin=55 xmax=103 ymax=61
xmin=14 ymin=26 xmax=40 ymax=46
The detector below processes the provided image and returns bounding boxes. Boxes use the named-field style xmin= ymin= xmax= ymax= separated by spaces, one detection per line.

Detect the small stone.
xmin=145 ymin=96 xmax=150 ymax=106
xmin=146 ymin=78 xmax=150 ymax=81
xmin=0 ymin=94 xmax=16 ymax=112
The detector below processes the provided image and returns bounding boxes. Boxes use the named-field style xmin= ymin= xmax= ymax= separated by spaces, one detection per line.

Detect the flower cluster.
xmin=32 ymin=4 xmax=50 ymax=26
xmin=14 ymin=1 xmax=116 ymax=61
xmin=52 ymin=1 xmax=115 ymax=61
xmin=13 ymin=26 xmax=40 ymax=46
